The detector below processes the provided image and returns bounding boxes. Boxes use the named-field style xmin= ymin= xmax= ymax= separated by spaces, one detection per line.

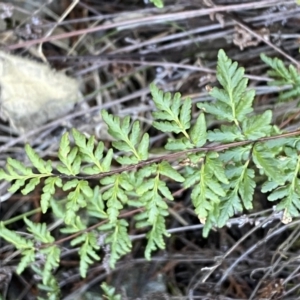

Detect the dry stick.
xmin=92 ymin=5 xmax=300 ymax=55
xmin=249 ymin=223 xmax=300 ymax=299
xmin=216 ymin=220 xmax=300 ymax=289
xmin=82 ymin=58 xmax=271 ymax=82
xmin=229 ymin=14 xmax=300 ymax=68
xmin=37 ymin=0 xmax=80 ymax=62
xmin=61 ymin=128 xmax=300 ymax=181
xmin=8 ymin=0 xmax=286 ymax=50
xmin=196 ymin=213 xmax=279 ymax=287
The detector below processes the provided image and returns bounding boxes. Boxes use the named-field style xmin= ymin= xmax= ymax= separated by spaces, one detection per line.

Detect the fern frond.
xmin=263 ymin=147 xmax=300 ymax=221
xmin=87 ymin=186 xmax=108 ymax=219
xmin=150 ymin=0 xmax=164 ymax=8
xmin=0 ymin=156 xmax=50 ymax=195
xmin=0 ymin=222 xmax=35 ymax=274
xmin=198 ymin=49 xmax=254 ymax=127
xmin=242 ymin=110 xmax=273 ymax=140
xmin=189 ymin=112 xmax=207 ymax=147
xmin=99 ymin=219 xmax=132 ymax=268
xmin=0 ymin=222 xmax=34 ymax=249
xmin=101 ymin=282 xmax=121 ymax=300
xmin=33 ymin=266 xmax=60 ymax=299
xmin=24 ymin=217 xmax=54 ymax=243
xmin=25 ymin=145 xmax=53 ymax=174
xmin=57 ymin=132 xmax=81 ymax=176
xmin=100 ymin=173 xmax=133 ymax=223
xmin=150 ymin=83 xmax=191 ymax=136
xmin=261 ymin=53 xmax=300 ymax=101
xmin=18 ymin=249 xmax=35 ymax=274
xmin=185 ymin=152 xmax=228 ymax=223
xmin=151 ymin=85 xmax=208 ymax=150
xmin=135 ymin=162 xmax=182 ymax=233
xmin=72 ymin=128 xmax=113 ymax=174
xmin=63 ymin=180 xmax=93 ymax=225
xmin=22 ymin=218 xmax=60 ymax=284
xmin=252 ymin=144 xmax=283 ymax=184
xmin=218 ymin=162 xmax=255 ymax=227
xmin=72 ymin=231 xmax=100 ymax=278
xmin=208 ymin=125 xmax=245 ymax=142
xmin=40 ymin=246 xmax=61 ymax=285
xmin=101 ymin=110 xmax=149 ymax=164
xmin=145 ymin=215 xmax=169 ymax=260
xmin=41 ymin=177 xmax=62 ymax=213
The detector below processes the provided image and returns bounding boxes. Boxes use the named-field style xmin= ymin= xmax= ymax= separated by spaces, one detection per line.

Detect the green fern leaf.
xmin=61 ymin=216 xmax=86 ymax=234
xmin=198 ymin=102 xmax=233 ymax=121
xmin=56 ymin=164 xmax=72 ymax=175
xmin=102 ymin=111 xmax=146 ymax=163
xmin=190 ymin=113 xmax=207 ymax=147
xmin=101 ymin=174 xmax=132 ymax=222
xmin=40 ymin=245 xmax=61 ymax=285
xmin=57 ymin=133 xmax=81 ymax=176
xmin=150 ymin=83 xmax=191 ymax=138
xmin=137 ymin=133 xmax=149 ymax=160
xmin=158 ymin=161 xmax=185 ymax=182
xmin=24 ymin=217 xmax=54 ymax=243
xmin=7 ymin=157 xmax=33 ymax=176
xmin=116 ymin=156 xmax=139 ymax=165
xmin=268 ymin=186 xmax=289 ymax=201
xmin=276 ymin=190 xmax=300 ymax=218
xmin=219 ymin=146 xmax=251 ymax=162
xmin=21 ymin=177 xmax=40 ymax=195
xmin=33 ymin=267 xmax=60 ymax=299
xmin=190 ymin=166 xmax=220 ymax=222
xmin=41 ymin=177 xmax=62 ymax=213
xmin=152 ymin=120 xmax=182 ymax=134
xmin=179 ymin=98 xmax=192 ymax=130
xmin=198 ymin=49 xmax=254 ymax=126
xmin=202 ymin=204 xmax=219 ymax=238
xmin=136 ymin=178 xmax=155 ymax=195
xmin=17 ymin=249 xmax=35 ymax=274
xmin=8 ymin=179 xmax=26 ymax=193
xmin=145 ymin=215 xmax=169 ymax=260
xmin=101 ymin=283 xmax=121 ymax=300
xmin=150 ymin=0 xmax=164 ymax=8
xmin=261 ymin=53 xmax=300 ymax=101
xmin=238 ymin=168 xmax=255 ymax=209
xmin=58 ymin=132 xmax=71 ymax=159
xmin=218 ymin=192 xmax=242 ymax=227
xmin=261 ymin=180 xmax=280 ymax=193
xmin=101 ymin=110 xmax=129 ymax=140
xmin=252 ymin=144 xmax=283 ymax=183
xmin=87 ymin=186 xmax=107 ymax=219
xmin=165 ymin=137 xmax=194 ymax=150
xmin=206 ymin=152 xmax=229 ymax=184
xmin=73 ymin=128 xmax=113 ymax=173
xmin=0 ymin=222 xmax=34 ymax=248
xmin=157 ymin=180 xmax=173 ymax=200
xmin=242 ymin=110 xmax=272 ymax=139
xmin=75 ymin=232 xmax=100 ymax=278
xmin=63 ymin=180 xmax=93 ymax=225
xmin=63 ymin=179 xmax=79 ymax=190
xmin=25 ymin=145 xmax=52 ymax=174
xmin=129 ymin=121 xmax=141 ymax=146
xmin=100 ymin=219 xmax=132 ymax=268
xmin=0 ymin=168 xmax=11 ymax=181
xmin=218 ymin=162 xmax=255 ymax=226
xmin=102 ymin=149 xmax=115 ymax=168
xmin=208 ymin=125 xmax=244 ymax=142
